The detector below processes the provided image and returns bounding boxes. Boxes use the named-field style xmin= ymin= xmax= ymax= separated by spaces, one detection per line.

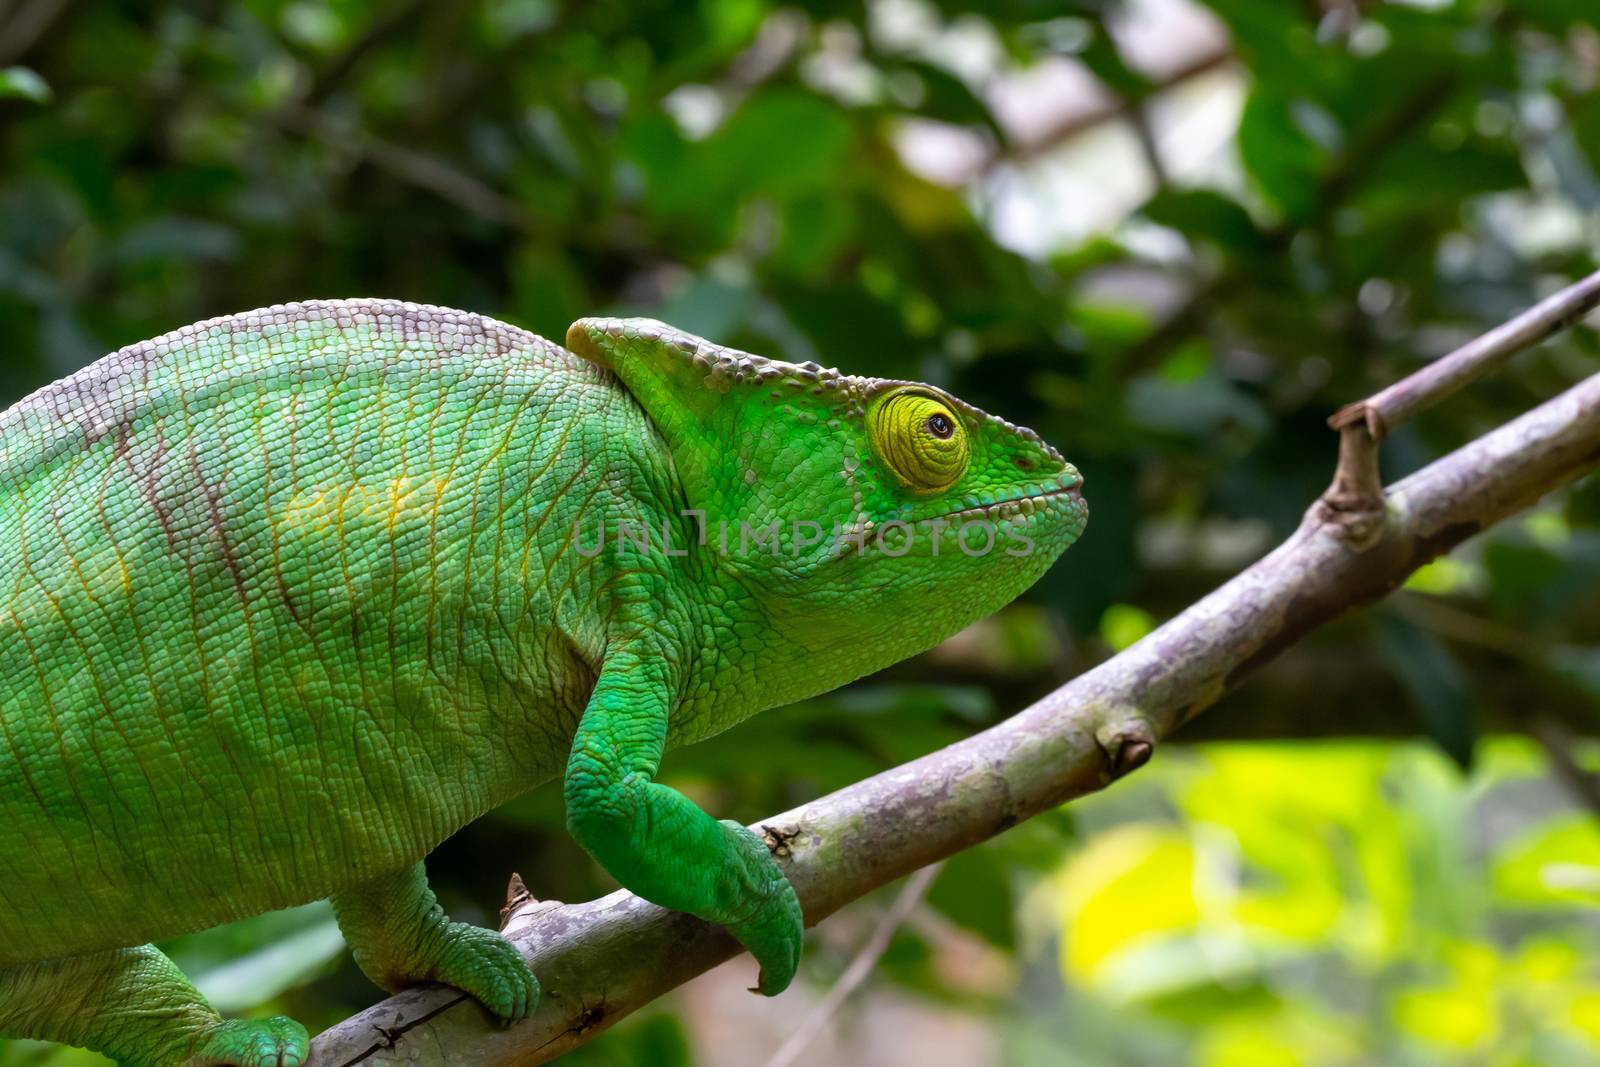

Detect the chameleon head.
xmin=567 ymin=318 xmax=1087 ymax=695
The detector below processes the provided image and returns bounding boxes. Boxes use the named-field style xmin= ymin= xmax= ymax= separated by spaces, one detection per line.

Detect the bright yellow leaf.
xmin=1054 ymin=824 xmax=1198 ymax=982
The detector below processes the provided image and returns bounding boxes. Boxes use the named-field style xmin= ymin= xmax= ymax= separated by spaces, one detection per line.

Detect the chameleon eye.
xmin=869 ymin=389 xmax=969 ymax=493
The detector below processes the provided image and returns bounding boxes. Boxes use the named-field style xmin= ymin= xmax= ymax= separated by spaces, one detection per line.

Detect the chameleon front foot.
xmin=188 ymin=1016 xmax=309 ymax=1067
xmin=718 ymin=820 xmax=804 ymax=996
xmin=563 ymin=654 xmax=807 ymax=999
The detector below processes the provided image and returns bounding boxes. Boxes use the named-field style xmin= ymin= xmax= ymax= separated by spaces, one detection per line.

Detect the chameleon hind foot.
xmin=419 ymin=921 xmax=540 ymax=1020
xmin=331 ymin=861 xmax=539 ymax=1021
xmin=0 ymin=943 xmax=305 ymax=1067
xmin=188 ymin=1017 xmax=309 ymax=1067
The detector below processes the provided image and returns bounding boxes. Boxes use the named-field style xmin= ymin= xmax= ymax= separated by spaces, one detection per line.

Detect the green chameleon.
xmin=0 ymin=300 xmax=1086 ymax=1066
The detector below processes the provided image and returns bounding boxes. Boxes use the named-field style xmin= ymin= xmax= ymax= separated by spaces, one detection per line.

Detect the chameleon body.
xmin=0 ymin=300 xmax=1086 ymax=1066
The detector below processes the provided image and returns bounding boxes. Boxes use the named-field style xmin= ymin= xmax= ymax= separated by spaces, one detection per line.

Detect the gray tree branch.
xmin=0 ymin=0 xmax=68 ymax=68
xmin=1331 ymin=270 xmax=1600 ymax=440
xmin=306 ymin=308 xmax=1600 ymax=1067
xmin=1321 ymin=267 xmax=1600 ymax=547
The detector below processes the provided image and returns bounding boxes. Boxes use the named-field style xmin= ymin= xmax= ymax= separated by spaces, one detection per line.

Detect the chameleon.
xmin=0 ymin=299 xmax=1086 ymax=1066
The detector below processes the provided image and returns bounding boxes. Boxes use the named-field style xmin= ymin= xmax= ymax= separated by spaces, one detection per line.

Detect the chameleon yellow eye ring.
xmin=869 ymin=389 xmax=970 ymax=492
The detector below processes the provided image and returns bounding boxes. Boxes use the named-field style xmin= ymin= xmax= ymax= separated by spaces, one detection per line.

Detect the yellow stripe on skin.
xmin=279 ymin=476 xmax=448 ymax=534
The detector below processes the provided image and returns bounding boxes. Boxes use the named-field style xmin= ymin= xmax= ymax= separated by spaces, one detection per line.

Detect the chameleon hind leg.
xmin=330 ymin=861 xmax=538 ymax=1020
xmin=0 ymin=944 xmax=307 ymax=1067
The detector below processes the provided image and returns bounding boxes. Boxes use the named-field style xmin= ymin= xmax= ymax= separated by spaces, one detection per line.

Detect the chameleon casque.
xmin=0 ymin=299 xmax=1086 ymax=1066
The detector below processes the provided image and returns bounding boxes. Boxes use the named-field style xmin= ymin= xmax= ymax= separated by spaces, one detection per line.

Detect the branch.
xmin=306 ymin=336 xmax=1600 ymax=1067
xmin=1331 ymin=269 xmax=1600 ymax=440
xmin=1321 ymin=267 xmax=1600 ymax=543
xmin=0 ymin=0 xmax=67 ymax=68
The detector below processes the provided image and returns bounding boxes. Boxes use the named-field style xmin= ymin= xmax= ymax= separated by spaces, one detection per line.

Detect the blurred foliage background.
xmin=1 ymin=0 xmax=1598 ymax=1064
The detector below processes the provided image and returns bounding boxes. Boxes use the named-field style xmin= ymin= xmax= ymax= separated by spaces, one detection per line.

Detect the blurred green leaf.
xmin=1237 ymin=89 xmax=1328 ymax=223
xmin=0 ymin=67 xmax=50 ymax=104
xmin=1483 ymin=539 xmax=1568 ymax=617
xmin=1075 ymin=23 xmax=1149 ymax=98
xmin=1099 ymin=602 xmax=1154 ymax=652
xmin=929 ymin=847 xmax=1016 ymax=950
xmin=1140 ymin=190 xmax=1265 ymax=255
xmin=1044 ymin=741 xmax=1600 ymax=1065
xmin=887 ymin=60 xmax=1007 ymax=144
xmin=1493 ymin=816 xmax=1600 ymax=907
xmin=1377 ymin=614 xmax=1478 ymax=769
xmin=192 ymin=918 xmax=345 ymax=1012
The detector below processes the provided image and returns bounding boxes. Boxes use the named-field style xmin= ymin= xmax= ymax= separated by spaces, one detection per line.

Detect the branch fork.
xmin=1319 ymin=269 xmax=1600 ymax=548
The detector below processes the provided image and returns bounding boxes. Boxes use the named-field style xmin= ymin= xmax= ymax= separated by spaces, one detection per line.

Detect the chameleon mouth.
xmin=936 ymin=472 xmax=1086 ymax=524
xmin=844 ymin=471 xmax=1085 ymax=549
xmin=851 ymin=472 xmax=1086 ymax=547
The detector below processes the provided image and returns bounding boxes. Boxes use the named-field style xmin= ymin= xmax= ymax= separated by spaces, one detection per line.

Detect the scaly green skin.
xmin=0 ymin=300 xmax=1086 ymax=1066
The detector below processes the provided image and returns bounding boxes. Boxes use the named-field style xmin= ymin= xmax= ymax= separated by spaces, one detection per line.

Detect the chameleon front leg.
xmin=329 ymin=861 xmax=538 ymax=1020
xmin=0 ymin=944 xmax=307 ymax=1067
xmin=564 ymin=650 xmax=804 ymax=994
